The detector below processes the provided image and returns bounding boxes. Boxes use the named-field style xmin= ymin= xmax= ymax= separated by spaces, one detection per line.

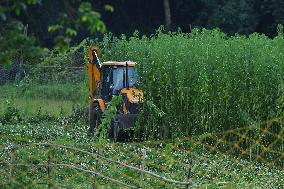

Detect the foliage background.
xmin=2 ymin=0 xmax=284 ymax=68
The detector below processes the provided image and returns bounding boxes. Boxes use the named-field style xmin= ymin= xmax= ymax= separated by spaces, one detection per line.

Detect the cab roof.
xmin=102 ymin=61 xmax=137 ymax=67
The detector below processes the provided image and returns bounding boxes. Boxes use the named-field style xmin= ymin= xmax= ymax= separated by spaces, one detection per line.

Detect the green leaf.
xmin=65 ymin=28 xmax=77 ymax=36
xmin=48 ymin=25 xmax=62 ymax=32
xmin=81 ymin=15 xmax=88 ymax=22
xmin=277 ymin=24 xmax=283 ymax=36
xmin=79 ymin=2 xmax=92 ymax=13
xmin=26 ymin=0 xmax=40 ymax=5
xmin=104 ymin=4 xmax=114 ymax=12
xmin=15 ymin=6 xmax=21 ymax=16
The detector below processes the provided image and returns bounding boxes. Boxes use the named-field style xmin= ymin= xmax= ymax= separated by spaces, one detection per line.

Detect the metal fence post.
xmin=184 ymin=158 xmax=192 ymax=189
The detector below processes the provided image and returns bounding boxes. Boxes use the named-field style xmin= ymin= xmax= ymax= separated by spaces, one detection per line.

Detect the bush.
xmin=1 ymin=100 xmax=22 ymax=124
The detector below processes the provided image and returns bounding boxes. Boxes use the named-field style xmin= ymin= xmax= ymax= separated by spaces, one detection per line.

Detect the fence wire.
xmin=0 ymin=122 xmax=283 ymax=188
xmin=0 ymin=142 xmax=192 ymax=188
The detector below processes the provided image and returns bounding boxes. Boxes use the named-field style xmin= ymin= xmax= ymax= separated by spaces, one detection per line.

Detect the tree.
xmin=47 ymin=1 xmax=111 ymax=51
xmin=163 ymin=0 xmax=172 ymax=30
xmin=195 ymin=0 xmax=258 ymax=35
xmin=0 ymin=0 xmax=43 ymax=67
xmin=0 ymin=0 xmax=40 ymax=19
xmin=0 ymin=0 xmax=110 ymax=66
xmin=254 ymin=0 xmax=284 ymax=35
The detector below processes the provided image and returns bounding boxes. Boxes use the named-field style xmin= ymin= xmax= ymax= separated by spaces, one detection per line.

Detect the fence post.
xmin=140 ymin=149 xmax=146 ymax=188
xmin=184 ymin=158 xmax=192 ymax=189
xmin=47 ymin=148 xmax=52 ymax=189
xmin=8 ymin=149 xmax=15 ymax=184
xmin=93 ymin=149 xmax=100 ymax=189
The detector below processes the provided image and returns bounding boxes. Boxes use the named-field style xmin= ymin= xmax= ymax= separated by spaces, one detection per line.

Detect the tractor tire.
xmin=88 ymin=102 xmax=101 ymax=134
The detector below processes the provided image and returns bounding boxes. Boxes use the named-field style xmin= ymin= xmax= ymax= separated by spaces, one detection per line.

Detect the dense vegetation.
xmin=1 ymin=115 xmax=283 ymax=188
xmin=1 ymin=29 xmax=284 ymax=187
xmin=101 ymin=28 xmax=284 ymax=140
xmin=2 ymin=28 xmax=284 ymax=139
xmin=1 ymin=1 xmax=284 ymax=187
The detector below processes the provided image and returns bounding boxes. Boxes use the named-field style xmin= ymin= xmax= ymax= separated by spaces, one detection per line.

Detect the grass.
xmin=0 ymin=120 xmax=283 ymax=188
xmin=0 ymin=97 xmax=76 ymax=116
xmin=0 ymin=83 xmax=87 ymax=117
xmin=0 ymin=83 xmax=87 ymax=101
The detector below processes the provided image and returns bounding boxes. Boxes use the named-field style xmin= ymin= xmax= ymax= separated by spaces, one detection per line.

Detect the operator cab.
xmin=100 ymin=61 xmax=139 ymax=101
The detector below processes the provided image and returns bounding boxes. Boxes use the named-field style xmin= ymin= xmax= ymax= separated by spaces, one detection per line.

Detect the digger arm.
xmin=87 ymin=46 xmax=101 ymax=98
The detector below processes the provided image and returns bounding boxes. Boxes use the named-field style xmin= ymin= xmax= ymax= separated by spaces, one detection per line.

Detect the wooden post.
xmin=184 ymin=159 xmax=192 ymax=189
xmin=47 ymin=149 xmax=52 ymax=189
xmin=140 ymin=149 xmax=146 ymax=188
xmin=249 ymin=146 xmax=252 ymax=161
xmin=8 ymin=149 xmax=14 ymax=184
xmin=93 ymin=149 xmax=100 ymax=189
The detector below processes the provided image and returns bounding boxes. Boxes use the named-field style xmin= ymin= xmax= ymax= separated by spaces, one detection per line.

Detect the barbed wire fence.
xmin=197 ymin=117 xmax=284 ymax=169
xmin=0 ymin=116 xmax=283 ymax=188
xmin=0 ymin=142 xmax=193 ymax=188
xmin=0 ymin=43 xmax=89 ymax=117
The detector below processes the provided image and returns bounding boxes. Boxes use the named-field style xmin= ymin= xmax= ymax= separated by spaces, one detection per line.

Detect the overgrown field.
xmin=3 ymin=28 xmax=284 ymax=139
xmin=1 ymin=29 xmax=284 ymax=188
xmin=0 ymin=83 xmax=86 ymax=117
xmin=100 ymin=28 xmax=284 ymax=139
xmin=0 ymin=117 xmax=283 ymax=188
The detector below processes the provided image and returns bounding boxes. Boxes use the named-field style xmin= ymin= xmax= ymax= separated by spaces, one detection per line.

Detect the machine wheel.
xmin=88 ymin=102 xmax=101 ymax=134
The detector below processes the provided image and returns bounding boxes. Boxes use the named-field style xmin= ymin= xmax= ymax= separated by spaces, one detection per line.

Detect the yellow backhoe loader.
xmin=87 ymin=46 xmax=143 ymax=139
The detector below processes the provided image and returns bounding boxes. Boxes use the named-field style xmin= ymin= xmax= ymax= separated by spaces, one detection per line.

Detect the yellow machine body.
xmin=87 ymin=45 xmax=143 ymax=137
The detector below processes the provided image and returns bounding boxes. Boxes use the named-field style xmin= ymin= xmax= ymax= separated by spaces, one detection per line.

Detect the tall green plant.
xmin=101 ymin=28 xmax=284 ymax=139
